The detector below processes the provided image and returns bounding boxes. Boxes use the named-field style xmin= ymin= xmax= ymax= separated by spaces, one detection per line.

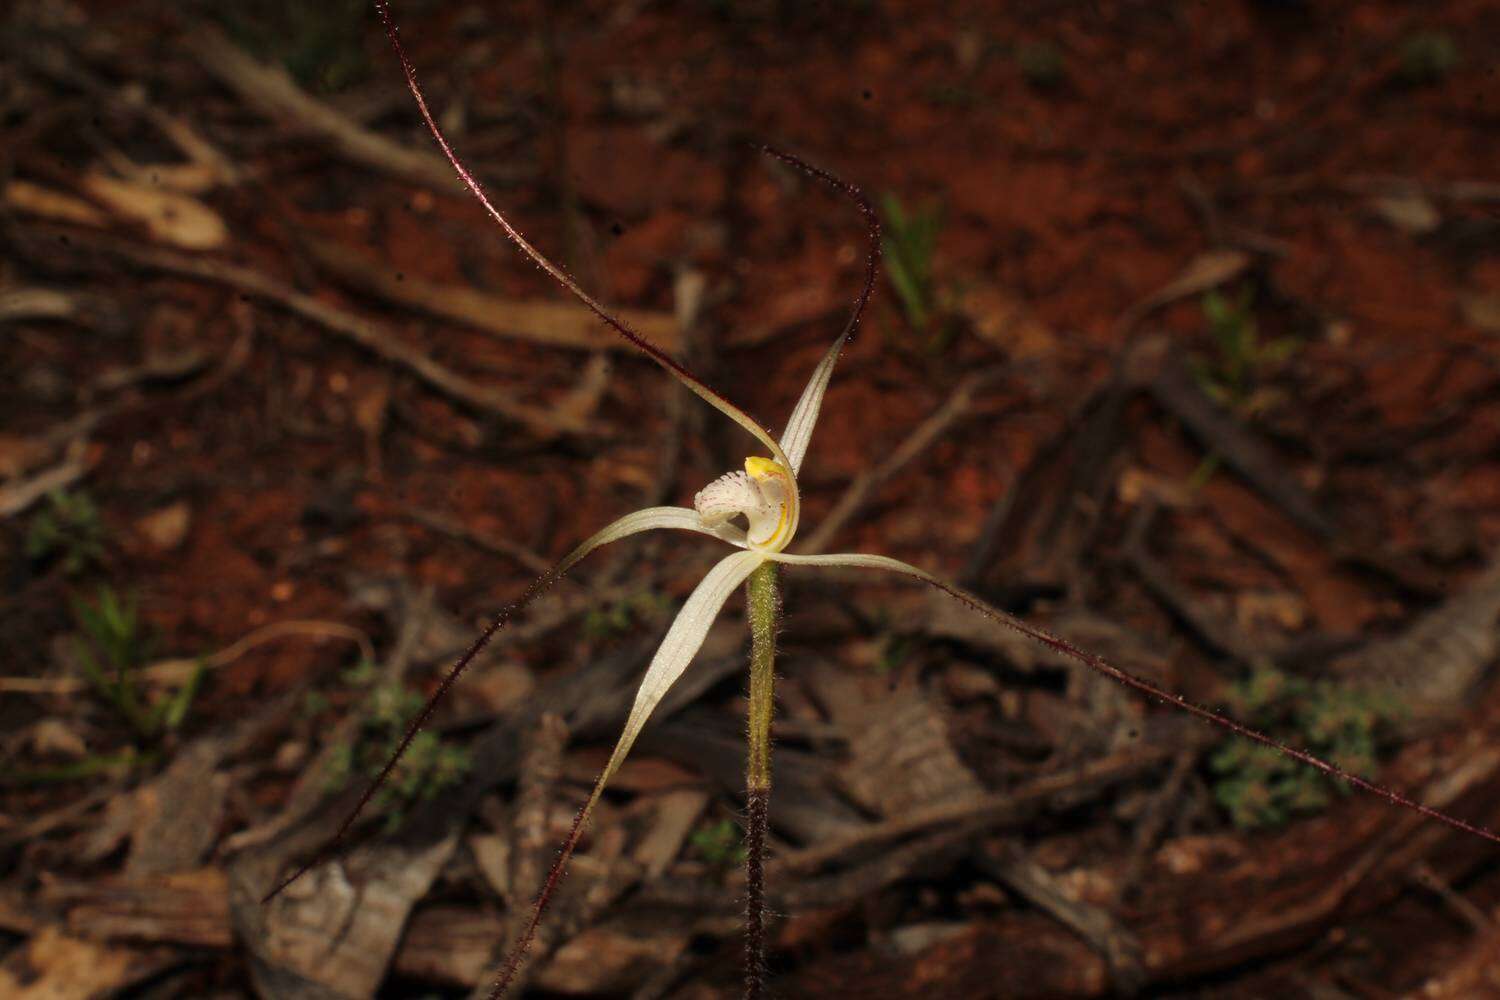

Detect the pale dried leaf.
xmin=134 ymin=501 xmax=192 ymax=552
xmin=3 ymin=179 xmax=108 ymax=226
xmin=1371 ymin=191 xmax=1441 ymax=235
xmin=1136 ymin=249 xmax=1252 ymax=314
xmin=80 ymin=172 xmax=228 ymax=250
xmin=0 ymin=926 xmax=168 ymax=999
xmin=1460 ymin=291 xmax=1500 ymax=335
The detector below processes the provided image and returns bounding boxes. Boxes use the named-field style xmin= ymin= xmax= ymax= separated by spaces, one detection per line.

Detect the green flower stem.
xmin=746 ymin=562 xmax=779 ymax=792
xmin=744 ymin=560 xmax=779 ymax=1000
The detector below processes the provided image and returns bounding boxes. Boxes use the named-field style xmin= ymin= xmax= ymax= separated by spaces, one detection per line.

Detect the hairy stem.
xmin=744 ymin=561 xmax=779 ymax=1000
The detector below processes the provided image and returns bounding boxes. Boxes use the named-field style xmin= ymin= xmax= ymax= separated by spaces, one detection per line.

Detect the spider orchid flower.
xmin=269 ymin=5 xmax=1500 ymax=997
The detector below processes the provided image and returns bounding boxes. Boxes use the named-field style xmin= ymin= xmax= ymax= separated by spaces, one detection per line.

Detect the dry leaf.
xmin=26 ymin=718 xmax=88 ymax=758
xmin=3 ymin=179 xmax=107 ymax=226
xmin=0 ymin=926 xmax=163 ymax=999
xmin=1138 ymin=249 xmax=1252 ymax=313
xmin=80 ymin=172 xmax=228 ymax=250
xmin=954 ymin=282 xmax=1059 ymax=362
xmin=1233 ymin=590 xmax=1308 ymax=632
xmin=1460 ymin=291 xmax=1500 ymax=335
xmin=135 ymin=501 xmax=192 ymax=552
xmin=1371 ymin=191 xmax=1441 ymax=235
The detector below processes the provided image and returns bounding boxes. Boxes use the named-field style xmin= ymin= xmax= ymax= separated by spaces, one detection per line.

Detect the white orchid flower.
xmin=269 ymin=5 xmax=1500 ymax=997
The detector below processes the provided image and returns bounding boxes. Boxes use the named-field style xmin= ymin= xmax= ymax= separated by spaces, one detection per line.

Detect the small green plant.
xmin=1016 ymin=41 xmax=1066 ymax=88
xmin=324 ymin=660 xmax=472 ymax=830
xmin=71 ymin=587 xmax=202 ymax=743
xmin=1398 ymin=31 xmax=1459 ymax=86
xmin=1211 ymin=665 xmax=1401 ymax=830
xmin=880 ymin=192 xmax=947 ymax=341
xmin=1187 ymin=289 xmax=1300 ymax=488
xmin=26 ymin=489 xmax=107 ymax=576
xmin=690 ymin=817 xmax=747 ymax=867
xmin=583 ymin=590 xmax=669 ymax=640
xmin=875 ymin=629 xmax=914 ymax=675
xmin=1192 ymin=288 xmax=1299 ymax=411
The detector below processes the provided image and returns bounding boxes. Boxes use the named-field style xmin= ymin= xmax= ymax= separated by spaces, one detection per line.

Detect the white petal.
xmin=589 ymin=549 xmax=765 ymax=796
xmin=560 ymin=506 xmax=745 ymax=572
xmin=779 ymin=333 xmax=845 ymax=476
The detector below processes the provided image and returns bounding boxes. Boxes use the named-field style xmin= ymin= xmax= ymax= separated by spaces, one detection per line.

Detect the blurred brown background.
xmin=3 ymin=1 xmax=1500 ymax=997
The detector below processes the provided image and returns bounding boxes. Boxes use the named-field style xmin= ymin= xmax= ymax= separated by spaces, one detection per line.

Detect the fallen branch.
xmin=54 ymin=231 xmax=594 ymax=438
xmin=305 ymin=236 xmax=681 ymax=354
xmin=0 ymin=441 xmax=90 ymax=518
xmin=186 ymin=27 xmax=508 ymax=193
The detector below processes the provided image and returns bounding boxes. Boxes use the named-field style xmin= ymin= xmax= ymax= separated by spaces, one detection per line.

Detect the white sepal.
xmin=586 ymin=549 xmax=765 ymax=800
xmin=559 ymin=507 xmax=746 ymax=575
xmin=779 ymin=330 xmax=846 ymax=475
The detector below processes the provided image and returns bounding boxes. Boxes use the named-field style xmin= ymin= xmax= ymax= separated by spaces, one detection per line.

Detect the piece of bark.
xmin=125 ymin=739 xmax=229 ymax=877
xmin=231 ymin=829 xmax=461 ymax=1000
xmin=784 ymin=742 xmax=1500 ymax=998
xmin=50 ymin=868 xmax=233 ymax=949
xmin=834 ymin=685 xmax=986 ymax=819
xmin=633 ymin=789 xmax=711 ymax=879
xmin=0 ymin=925 xmax=177 ymax=1000
xmin=976 ymin=846 xmax=1144 ymax=992
xmin=1331 ymin=550 xmax=1500 ymax=718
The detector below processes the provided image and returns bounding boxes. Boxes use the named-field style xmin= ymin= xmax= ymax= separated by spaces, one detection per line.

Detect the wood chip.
xmin=134 ymin=501 xmax=192 ymax=552
xmin=3 ymin=178 xmax=107 ymax=226
xmin=233 ymin=831 xmax=462 ymax=1000
xmin=80 ymin=171 xmax=228 ymax=250
xmin=126 ymin=740 xmax=229 ymax=876
xmin=0 ymin=925 xmax=174 ymax=1000
xmin=632 ymin=789 xmax=710 ymax=879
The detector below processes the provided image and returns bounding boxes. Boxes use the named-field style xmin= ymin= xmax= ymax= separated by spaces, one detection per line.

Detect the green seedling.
xmin=1188 ymin=288 xmax=1300 ymax=488
xmin=1 ymin=749 xmax=151 ymax=787
xmin=1192 ymin=288 xmax=1299 ymax=411
xmin=691 ymin=817 xmax=749 ymax=868
xmin=583 ymin=590 xmax=669 ymax=640
xmin=71 ymin=587 xmax=203 ymax=743
xmin=264 ymin=7 xmax=1500 ymax=1000
xmin=1213 ymin=666 xmax=1400 ymax=829
xmin=26 ymin=488 xmax=107 ymax=576
xmin=1399 ymin=31 xmax=1460 ymax=86
xmin=880 ymin=191 xmax=943 ymax=338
